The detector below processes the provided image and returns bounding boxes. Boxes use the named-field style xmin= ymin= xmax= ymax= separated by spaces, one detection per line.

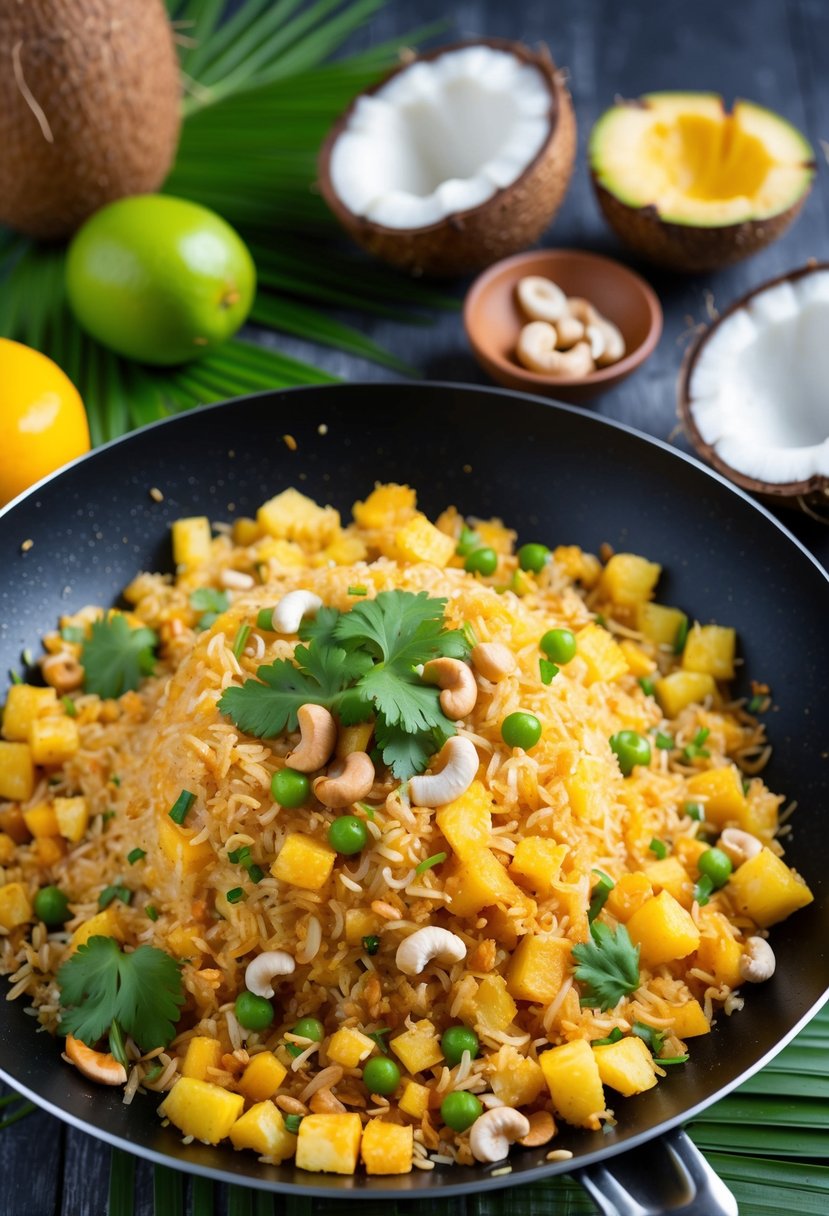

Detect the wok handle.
xmin=572 ymin=1127 xmax=738 ymax=1216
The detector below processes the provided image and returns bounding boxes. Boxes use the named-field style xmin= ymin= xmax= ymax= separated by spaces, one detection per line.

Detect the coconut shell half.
xmin=317 ymin=40 xmax=576 ymax=278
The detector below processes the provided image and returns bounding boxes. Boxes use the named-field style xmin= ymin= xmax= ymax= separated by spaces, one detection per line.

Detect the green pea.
xmin=501 ymin=711 xmax=542 ymax=750
xmin=517 ymin=543 xmax=550 ymax=573
xmin=697 ymin=847 xmax=733 ymax=890
xmin=440 ymin=1090 xmax=483 ymax=1132
xmin=234 ymin=991 xmax=274 ymax=1031
xmin=440 ymin=1025 xmax=479 ymax=1067
xmin=327 ymin=815 xmax=369 ymax=855
xmin=540 ymin=628 xmax=577 ymax=665
xmin=271 ymin=768 xmax=310 ymax=808
xmin=464 ymin=547 xmax=498 ymax=577
xmin=362 ymin=1055 xmax=401 ymax=1096
xmin=609 ymin=730 xmax=651 ymax=777
xmin=292 ymin=1017 xmax=324 ymax=1042
xmin=33 ymin=885 xmax=70 ymax=926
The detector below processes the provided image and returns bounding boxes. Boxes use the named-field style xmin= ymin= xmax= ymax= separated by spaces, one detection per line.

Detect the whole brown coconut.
xmin=318 ymin=41 xmax=576 ymax=278
xmin=0 ymin=0 xmax=181 ymax=240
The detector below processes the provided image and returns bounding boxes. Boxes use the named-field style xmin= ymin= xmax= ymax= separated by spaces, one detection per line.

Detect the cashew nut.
xmin=553 ymin=315 xmax=586 ymax=349
xmin=718 ymin=828 xmax=763 ymax=868
xmin=285 ymin=704 xmax=337 ymax=773
xmin=41 ymin=651 xmax=84 ymax=693
xmin=65 ymin=1035 xmax=127 ymax=1086
xmin=739 ymin=936 xmax=776 ymax=983
xmin=312 ymin=751 xmax=375 ymax=808
xmin=516 ymin=276 xmax=567 ymax=323
xmin=516 ymin=323 xmax=594 ymax=377
xmin=422 ymin=657 xmax=478 ymax=719
xmin=408 ymin=735 xmax=479 ymax=807
xmin=269 ymin=590 xmax=323 ymax=634
xmin=395 ymin=926 xmax=467 ymax=976
xmin=585 ymin=323 xmax=607 ymax=362
xmin=591 ymin=317 xmax=626 ymax=367
xmin=471 ymin=642 xmax=517 ymax=683
xmin=469 ymin=1106 xmax=531 ymax=1163
xmin=564 ymin=297 xmax=601 ymax=326
xmin=244 ymin=950 xmax=296 ymax=998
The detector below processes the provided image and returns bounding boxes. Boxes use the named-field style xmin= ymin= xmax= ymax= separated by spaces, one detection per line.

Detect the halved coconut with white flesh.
xmin=590 ymin=93 xmax=815 ymax=272
xmin=679 ymin=263 xmax=829 ymax=509
xmin=318 ymin=41 xmax=576 ymax=276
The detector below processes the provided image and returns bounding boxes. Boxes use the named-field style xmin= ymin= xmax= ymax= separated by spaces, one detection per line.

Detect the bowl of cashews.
xmin=463 ymin=248 xmax=662 ymax=402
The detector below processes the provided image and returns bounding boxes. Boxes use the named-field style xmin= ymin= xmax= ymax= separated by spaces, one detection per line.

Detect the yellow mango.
xmin=395 ymin=515 xmax=456 ymax=568
xmin=655 ymin=671 xmax=716 ymax=718
xmin=566 ymin=755 xmax=608 ymax=824
xmin=0 ymin=741 xmax=34 ymax=802
xmin=257 ymin=488 xmax=340 ymax=548
xmin=0 ymin=882 xmax=32 ymax=930
xmin=29 ymin=716 xmax=79 ymax=765
xmin=156 ymin=814 xmax=214 ymax=875
xmin=22 ymin=803 xmax=60 ymax=839
xmin=295 ymin=1113 xmax=362 ymax=1175
xmin=344 ymin=907 xmax=381 ymax=946
xmin=159 ymin=1076 xmax=244 ymax=1145
xmin=540 ymin=1039 xmax=606 ymax=1128
xmin=510 ymin=837 xmax=568 ymax=896
xmin=627 ymin=890 xmax=701 ymax=967
xmin=352 ymin=483 xmax=417 ymax=529
xmin=593 ymin=1035 xmax=658 ymax=1096
xmin=391 ymin=1020 xmax=443 ymax=1075
xmin=435 ymin=781 xmax=493 ymax=856
xmin=239 ymin=1052 xmax=288 ymax=1103
xmin=682 ymin=624 xmax=736 ymax=680
xmin=575 ymin=623 xmax=629 ymax=685
xmin=686 ymin=767 xmax=748 ymax=830
xmin=181 ymin=1036 xmax=223 ymax=1082
xmin=605 ymin=872 xmax=653 ymax=922
xmin=171 ymin=516 xmax=212 ymax=569
xmin=695 ymin=908 xmax=743 ymax=988
xmin=643 ymin=856 xmax=693 ymax=907
xmin=619 ymin=640 xmax=657 ymax=677
xmin=471 ymin=973 xmax=518 ymax=1033
xmin=727 ymin=847 xmax=814 ymax=928
xmin=229 ymin=1101 xmax=297 ymax=1161
xmin=489 ymin=1046 xmax=545 ymax=1108
xmin=1 ymin=685 xmax=57 ymax=741
xmin=272 ymin=833 xmax=335 ymax=891
xmin=637 ymin=603 xmax=687 ymax=647
xmin=399 ymin=1078 xmax=431 ymax=1120
xmin=69 ymin=906 xmax=123 ymax=952
xmin=669 ymin=999 xmax=711 ymax=1038
xmin=54 ymin=796 xmax=89 ymax=844
xmin=361 ymin=1118 xmax=413 ymax=1175
xmin=599 ymin=553 xmax=661 ymax=605
xmin=327 ymin=1027 xmax=375 ymax=1069
xmin=507 ymin=935 xmax=571 ymax=1004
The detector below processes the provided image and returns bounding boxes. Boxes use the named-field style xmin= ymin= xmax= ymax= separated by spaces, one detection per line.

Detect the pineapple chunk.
xmin=598 ymin=553 xmax=661 ymax=605
xmin=673 ymin=837 xmax=710 ymax=871
xmin=166 ymin=924 xmax=202 ymax=960
xmin=470 ymin=973 xmax=518 ymax=1033
xmin=239 ymin=1052 xmax=288 ymax=1103
xmin=619 ymin=640 xmax=657 ymax=677
xmin=171 ymin=516 xmax=212 ymax=568
xmin=685 ymin=767 xmax=747 ymax=830
xmin=553 ymin=545 xmax=602 ymax=588
xmin=435 ymin=781 xmax=493 ymax=856
xmin=159 ymin=1076 xmax=244 ymax=1145
xmin=327 ymin=1027 xmax=375 ymax=1069
xmin=36 ymin=836 xmax=66 ymax=866
xmin=29 ymin=716 xmax=80 ymax=765
xmin=0 ymin=741 xmax=34 ymax=801
xmin=22 ymin=803 xmax=61 ymax=839
xmin=695 ymin=908 xmax=743 ymax=988
xmin=643 ymin=856 xmax=693 ymax=907
xmin=395 ymin=515 xmax=456 ymax=568
xmin=0 ymin=833 xmax=16 ymax=864
xmin=507 ymin=935 xmax=571 ymax=1004
xmin=361 ymin=1118 xmax=414 ymax=1175
xmin=637 ymin=603 xmax=687 ymax=647
xmin=0 ymin=882 xmax=32 ymax=930
xmin=398 ymin=1079 xmax=431 ymax=1120
xmin=181 ymin=1036 xmax=223 ymax=1082
xmin=444 ymin=850 xmax=530 ymax=917
xmin=391 ymin=1020 xmax=444 ymax=1074
xmin=472 ymin=518 xmax=516 ymax=554
xmin=271 ymin=833 xmax=335 ymax=891
xmin=232 ymin=516 xmax=261 ymax=546
xmin=68 ymin=906 xmax=123 ymax=952
xmin=605 ymin=872 xmax=653 ymax=922
xmin=255 ymin=538 xmax=307 ymax=568
xmin=295 ymin=1113 xmax=362 ymax=1175
xmin=510 ymin=837 xmax=568 ymax=895
xmin=318 ymin=534 xmax=368 ymax=566
xmin=54 ymin=796 xmax=89 ymax=844
xmin=257 ymin=488 xmax=340 ymax=548
xmin=727 ymin=847 xmax=814 ymax=927
xmin=344 ymin=907 xmax=381 ymax=946
xmin=1 ymin=685 xmax=57 ymax=741
xmin=575 ymin=623 xmax=629 ymax=685
xmin=627 ymin=891 xmax=700 ymax=967
xmin=682 ymin=624 xmax=736 ymax=680
xmin=489 ymin=1046 xmax=545 ymax=1108
xmin=352 ymin=483 xmax=417 ymax=529
xmin=669 ymin=999 xmax=711 ymax=1038
xmin=566 ymin=755 xmax=608 ymax=824
xmin=156 ymin=814 xmax=214 ymax=875
xmin=0 ymin=806 xmax=29 ymax=844
xmin=229 ymin=1100 xmax=297 ymax=1161
xmin=540 ymin=1039 xmax=605 ymax=1128
xmin=593 ymin=1035 xmax=658 ymax=1096
xmin=655 ymin=671 xmax=716 ymax=718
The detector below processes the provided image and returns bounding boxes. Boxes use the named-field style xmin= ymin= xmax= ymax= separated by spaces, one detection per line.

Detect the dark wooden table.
xmin=2 ymin=1 xmax=828 ymax=1211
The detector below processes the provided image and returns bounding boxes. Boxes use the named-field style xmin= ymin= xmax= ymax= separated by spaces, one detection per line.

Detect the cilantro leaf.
xmin=298 ymin=605 xmax=343 ymax=648
xmin=335 ymin=591 xmax=468 ymax=669
xmin=82 ymin=614 xmax=158 ymax=699
xmin=57 ymin=936 xmax=184 ymax=1052
xmin=374 ymin=714 xmax=450 ymax=780
xmin=189 ymin=588 xmax=230 ymax=614
xmin=359 ymin=667 xmax=452 ymax=735
xmin=572 ymin=922 xmax=640 ymax=1010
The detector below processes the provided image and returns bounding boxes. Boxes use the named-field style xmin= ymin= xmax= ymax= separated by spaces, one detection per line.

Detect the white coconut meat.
xmin=687 ymin=270 xmax=829 ymax=484
xmin=328 ymin=46 xmax=553 ymax=229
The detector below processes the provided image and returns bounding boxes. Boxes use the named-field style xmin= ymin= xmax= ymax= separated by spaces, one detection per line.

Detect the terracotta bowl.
xmin=463 ymin=248 xmax=663 ymax=402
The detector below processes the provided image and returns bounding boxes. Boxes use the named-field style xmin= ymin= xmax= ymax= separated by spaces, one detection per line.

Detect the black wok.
xmin=1 ymin=383 xmax=827 ymax=1214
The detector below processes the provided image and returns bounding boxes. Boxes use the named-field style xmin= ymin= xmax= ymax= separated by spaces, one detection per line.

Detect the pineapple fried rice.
xmin=0 ymin=483 xmax=814 ymax=1176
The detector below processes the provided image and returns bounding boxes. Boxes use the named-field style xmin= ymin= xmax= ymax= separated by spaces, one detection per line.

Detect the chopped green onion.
xmin=648 ymin=838 xmax=668 ymax=860
xmin=61 ymin=696 xmax=77 ymax=717
xmin=673 ymin=615 xmax=689 ymax=653
xmin=456 ymin=525 xmax=480 ymax=557
xmin=102 ymin=809 xmax=116 ymax=823
xmin=61 ymin=625 xmax=85 ymax=644
xmin=683 ymin=727 xmax=710 ymax=761
xmin=694 ymin=874 xmax=714 ymax=906
xmin=108 ymin=1020 xmax=129 ymax=1072
xmin=591 ymin=1027 xmax=624 ymax=1046
xmin=356 ymin=802 xmax=376 ymax=819
xmin=742 ymin=777 xmax=751 ymax=796
xmin=226 ymin=887 xmax=245 ymax=904
xmin=367 ymin=1027 xmax=391 ymax=1053
xmin=228 ymin=846 xmax=252 ymax=865
xmin=247 ymin=864 xmax=265 ymax=884
xmin=284 ymin=1114 xmax=303 ymax=1135
xmin=654 ymin=731 xmax=674 ymax=750
xmin=232 ymin=624 xmax=251 ymax=658
xmin=145 ymin=905 xmax=159 ymax=922
xmin=539 ymin=658 xmax=559 ymax=685
xmin=684 ymin=801 xmax=703 ymax=821
xmin=461 ymin=621 xmax=478 ymax=648
xmin=362 ymin=935 xmax=380 ymax=955
xmin=347 ymin=585 xmax=368 ymax=596
xmin=110 ymin=775 xmax=121 ymax=787
xmin=594 ymin=613 xmax=606 ymax=628
xmin=143 ymin=1063 xmax=164 ymax=1083
xmin=588 ymin=870 xmax=615 ymax=922
xmin=638 ymin=676 xmax=656 ymax=697
xmin=98 ymin=884 xmax=131 ymax=910
xmin=9 ymin=669 xmax=21 ymax=685
xmin=415 ymin=852 xmax=447 ymax=875
xmin=168 ymin=789 xmax=195 ymax=825
xmin=256 ymin=607 xmax=275 ymax=631
xmin=747 ymin=694 xmax=765 ymax=714
xmin=653 ymin=1054 xmax=689 ymax=1066
xmin=127 ymin=847 xmax=146 ymax=865
xmin=632 ymin=1022 xmax=666 ymax=1054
